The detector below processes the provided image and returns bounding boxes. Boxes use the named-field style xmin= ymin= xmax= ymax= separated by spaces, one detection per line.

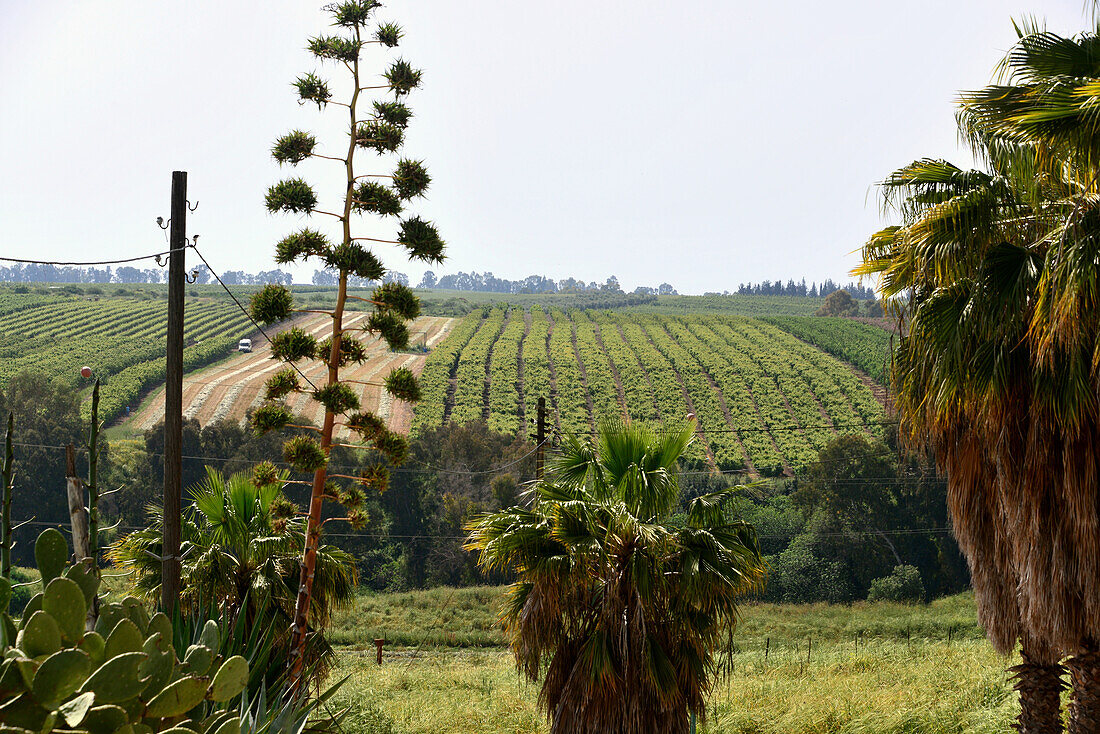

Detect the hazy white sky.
xmin=0 ymin=1 xmax=1089 ymax=293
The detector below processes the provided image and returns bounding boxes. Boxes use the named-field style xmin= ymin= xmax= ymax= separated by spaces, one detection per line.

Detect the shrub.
xmin=868 ymin=564 xmax=926 ymax=604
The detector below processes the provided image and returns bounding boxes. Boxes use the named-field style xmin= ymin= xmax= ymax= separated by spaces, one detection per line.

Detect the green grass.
xmin=328 ymin=588 xmax=1016 ymax=734
xmin=330 ymin=586 xmax=507 ymax=649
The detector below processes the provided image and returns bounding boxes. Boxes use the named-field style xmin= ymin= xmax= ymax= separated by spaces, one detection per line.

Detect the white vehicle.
xmin=237 ymin=338 xmax=253 ymax=353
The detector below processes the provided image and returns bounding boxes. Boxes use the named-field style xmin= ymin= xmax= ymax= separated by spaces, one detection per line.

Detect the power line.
xmin=0 ymin=246 xmax=191 ymax=268
xmin=190 ymin=245 xmax=319 ymax=392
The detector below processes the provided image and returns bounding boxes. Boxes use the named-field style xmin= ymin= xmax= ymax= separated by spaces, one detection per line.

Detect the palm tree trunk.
xmin=1067 ymin=640 xmax=1100 ymax=734
xmin=1011 ymin=650 xmax=1067 ymax=733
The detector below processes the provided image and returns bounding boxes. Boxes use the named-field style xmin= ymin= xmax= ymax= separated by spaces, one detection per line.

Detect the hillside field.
xmin=0 ymin=290 xmax=251 ymax=422
xmin=412 ymin=308 xmax=890 ymax=475
xmin=124 ymin=313 xmax=452 ymax=437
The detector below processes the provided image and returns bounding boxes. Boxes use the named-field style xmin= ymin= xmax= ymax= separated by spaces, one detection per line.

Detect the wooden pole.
xmin=87 ymin=380 xmax=100 ymax=563
xmin=536 ymin=397 xmax=546 ymax=481
xmin=374 ymin=638 xmax=384 ymax=665
xmin=65 ymin=445 xmax=90 ymax=563
xmin=162 ymin=170 xmax=186 ymax=613
xmin=1 ymin=412 xmax=13 ymax=582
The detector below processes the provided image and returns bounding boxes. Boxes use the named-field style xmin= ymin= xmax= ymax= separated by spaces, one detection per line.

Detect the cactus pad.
xmin=42 ymin=577 xmax=87 ymax=644
xmin=19 ymin=611 xmax=61 ymax=658
xmin=104 ymin=618 xmax=144 ymax=659
xmin=30 ymin=648 xmax=91 ymax=708
xmin=80 ymin=651 xmax=147 ymax=703
xmin=145 ymin=676 xmax=207 ymax=718
xmin=33 ymin=529 xmax=67 ymax=585
xmin=209 ymin=655 xmax=248 ymax=702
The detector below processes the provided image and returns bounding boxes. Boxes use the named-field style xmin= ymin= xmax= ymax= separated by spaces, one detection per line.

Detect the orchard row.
xmin=411 ymin=308 xmax=887 ymax=475
xmin=0 ymin=295 xmax=251 ymax=422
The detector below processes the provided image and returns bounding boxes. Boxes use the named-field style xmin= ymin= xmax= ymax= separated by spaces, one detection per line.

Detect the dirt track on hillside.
xmin=124 ymin=314 xmax=452 ymax=439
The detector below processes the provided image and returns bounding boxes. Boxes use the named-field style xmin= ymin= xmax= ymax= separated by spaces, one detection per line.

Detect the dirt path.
xmin=125 ymin=315 xmax=452 ymax=437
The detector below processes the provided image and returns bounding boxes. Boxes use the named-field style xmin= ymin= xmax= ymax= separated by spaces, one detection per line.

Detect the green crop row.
xmin=571 ymin=310 xmax=623 ymax=424
xmin=411 ymin=309 xmax=484 ymax=435
xmin=763 ymin=316 xmax=892 ymax=383
xmin=487 ymin=308 xmax=526 ymax=435
xmin=590 ymin=313 xmax=658 ymax=423
xmin=0 ymin=297 xmax=251 ymax=424
xmin=546 ymin=309 xmax=591 ymax=436
xmin=520 ymin=307 xmax=552 ymax=436
xmin=449 ymin=308 xmax=507 ymax=426
xmin=640 ymin=317 xmax=775 ymax=474
xmin=408 ymin=309 xmax=888 ymax=476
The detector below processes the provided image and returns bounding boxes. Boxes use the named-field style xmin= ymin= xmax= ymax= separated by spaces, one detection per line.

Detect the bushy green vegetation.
xmin=629 ymin=294 xmax=825 ymax=317
xmin=764 ymin=316 xmax=891 ymax=383
xmin=413 ymin=310 xmax=886 ymax=474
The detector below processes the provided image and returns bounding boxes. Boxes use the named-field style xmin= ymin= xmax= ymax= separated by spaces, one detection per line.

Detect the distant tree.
xmin=815 ymin=288 xmax=859 ymax=317
xmin=658 ymin=282 xmax=676 ymax=295
xmin=418 ymin=270 xmax=437 ymax=289
xmin=864 ymin=298 xmax=885 ymax=318
xmin=115 ymin=266 xmax=145 ymax=284
xmin=312 ymin=269 xmax=338 ymax=286
xmin=221 ymin=270 xmax=250 ymax=285
xmin=190 ymin=264 xmax=211 ymax=285
xmin=602 ymin=275 xmax=622 ymax=293
xmin=0 ymin=373 xmax=83 ymax=565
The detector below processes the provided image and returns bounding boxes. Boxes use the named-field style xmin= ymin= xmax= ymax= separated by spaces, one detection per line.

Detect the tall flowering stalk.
xmin=249 ymin=0 xmax=444 ymax=686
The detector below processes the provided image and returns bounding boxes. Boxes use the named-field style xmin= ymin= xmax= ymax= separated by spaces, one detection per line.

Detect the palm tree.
xmin=109 ymin=467 xmax=357 ymax=673
xmin=958 ymin=24 xmax=1100 ymax=732
xmin=855 ymin=149 xmax=1073 ymax=732
xmin=465 ymin=421 xmax=765 ymax=734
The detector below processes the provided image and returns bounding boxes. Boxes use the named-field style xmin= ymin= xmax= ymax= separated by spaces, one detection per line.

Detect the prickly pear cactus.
xmin=0 ymin=529 xmax=248 ymax=733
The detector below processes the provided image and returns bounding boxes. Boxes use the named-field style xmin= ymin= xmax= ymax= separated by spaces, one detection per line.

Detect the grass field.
xmin=327 ymin=588 xmax=1017 ymax=734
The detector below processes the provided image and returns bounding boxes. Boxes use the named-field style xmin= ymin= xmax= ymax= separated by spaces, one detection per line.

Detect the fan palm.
xmin=959 ymin=23 xmax=1100 ymax=732
xmin=109 ymin=467 xmax=357 ymax=675
xmin=855 ymin=150 xmax=1069 ymax=732
xmin=465 ymin=421 xmax=765 ymax=734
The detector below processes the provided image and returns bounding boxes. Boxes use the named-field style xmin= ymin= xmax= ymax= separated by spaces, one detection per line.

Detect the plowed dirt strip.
xmin=127 ymin=315 xmax=451 ymax=436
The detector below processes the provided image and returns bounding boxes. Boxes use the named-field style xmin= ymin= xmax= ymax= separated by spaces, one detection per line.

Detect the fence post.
xmin=374 ymin=638 xmax=385 ymax=666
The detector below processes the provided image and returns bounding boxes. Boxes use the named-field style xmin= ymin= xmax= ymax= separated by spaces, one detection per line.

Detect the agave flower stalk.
xmin=250 ymin=0 xmax=445 ymax=688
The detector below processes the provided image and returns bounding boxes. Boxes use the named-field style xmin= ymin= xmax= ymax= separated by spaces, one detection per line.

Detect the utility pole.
xmin=162 ymin=170 xmax=186 ymax=612
xmin=536 ymin=397 xmax=546 ymax=481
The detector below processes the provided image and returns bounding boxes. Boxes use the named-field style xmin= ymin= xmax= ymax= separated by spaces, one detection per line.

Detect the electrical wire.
xmin=190 ymin=245 xmax=319 ymax=391
xmin=0 ymin=246 xmax=191 ymax=267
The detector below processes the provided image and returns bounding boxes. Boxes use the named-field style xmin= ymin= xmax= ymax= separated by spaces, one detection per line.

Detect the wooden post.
xmin=536 ymin=397 xmax=546 ymax=481
xmin=374 ymin=638 xmax=384 ymax=666
xmin=764 ymin=637 xmax=770 ymax=663
xmin=87 ymin=380 xmax=100 ymax=563
xmin=1 ymin=412 xmax=13 ymax=581
xmin=162 ymin=170 xmax=187 ymax=613
xmin=65 ymin=445 xmax=90 ymax=563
